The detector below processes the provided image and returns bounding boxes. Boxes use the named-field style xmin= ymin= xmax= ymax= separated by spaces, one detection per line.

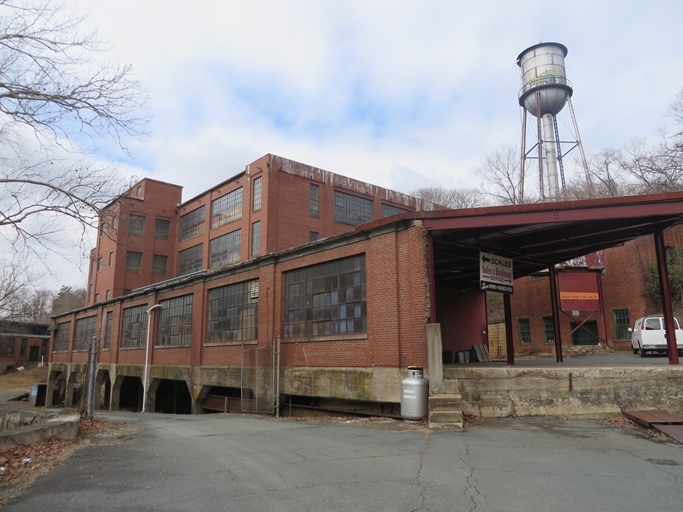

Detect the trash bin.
xmin=401 ymin=367 xmax=428 ymax=421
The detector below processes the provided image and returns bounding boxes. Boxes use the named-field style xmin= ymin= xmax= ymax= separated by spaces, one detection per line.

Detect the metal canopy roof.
xmin=363 ymin=192 xmax=683 ymax=291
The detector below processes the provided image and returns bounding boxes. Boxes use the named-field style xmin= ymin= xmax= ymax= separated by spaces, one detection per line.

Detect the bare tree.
xmin=477 ymin=145 xmax=536 ymax=205
xmin=411 ymin=186 xmax=489 ymax=209
xmin=0 ymin=0 xmax=147 ymax=304
xmin=565 ymin=148 xmax=639 ymax=199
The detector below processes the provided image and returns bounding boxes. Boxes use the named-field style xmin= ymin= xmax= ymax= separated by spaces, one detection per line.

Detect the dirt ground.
xmin=0 ymin=366 xmax=48 ymax=393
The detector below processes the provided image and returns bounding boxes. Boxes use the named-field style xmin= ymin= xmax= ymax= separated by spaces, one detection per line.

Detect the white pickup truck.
xmin=629 ymin=316 xmax=683 ymax=357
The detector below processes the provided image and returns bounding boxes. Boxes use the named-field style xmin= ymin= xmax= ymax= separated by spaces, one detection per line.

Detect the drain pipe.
xmin=142 ymin=304 xmax=162 ymax=413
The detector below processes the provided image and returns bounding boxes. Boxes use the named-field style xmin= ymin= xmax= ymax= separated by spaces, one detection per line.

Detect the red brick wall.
xmin=55 ymin=223 xmax=431 ymax=371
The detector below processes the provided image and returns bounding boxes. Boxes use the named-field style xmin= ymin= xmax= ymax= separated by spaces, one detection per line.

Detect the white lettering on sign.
xmin=480 ymin=252 xmax=514 ymax=294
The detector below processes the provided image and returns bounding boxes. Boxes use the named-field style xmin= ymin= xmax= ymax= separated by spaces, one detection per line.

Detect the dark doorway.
xmin=29 ymin=346 xmax=39 ymax=362
xmin=119 ymin=376 xmax=142 ymax=412
xmin=154 ymin=379 xmax=192 ymax=414
xmin=571 ymin=321 xmax=599 ymax=345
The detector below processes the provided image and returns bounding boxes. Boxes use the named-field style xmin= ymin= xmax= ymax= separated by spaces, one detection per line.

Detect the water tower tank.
xmin=517 ymin=42 xmax=573 ymax=117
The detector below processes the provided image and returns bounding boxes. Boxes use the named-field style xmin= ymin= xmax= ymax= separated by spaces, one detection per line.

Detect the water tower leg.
xmin=542 ymin=113 xmax=560 ymax=200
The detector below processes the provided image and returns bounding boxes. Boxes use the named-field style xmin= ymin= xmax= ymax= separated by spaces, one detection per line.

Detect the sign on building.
xmin=480 ymin=252 xmax=513 ymax=294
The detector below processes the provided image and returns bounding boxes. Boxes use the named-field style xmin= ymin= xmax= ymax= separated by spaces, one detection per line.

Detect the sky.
xmin=43 ymin=0 xmax=683 ymax=288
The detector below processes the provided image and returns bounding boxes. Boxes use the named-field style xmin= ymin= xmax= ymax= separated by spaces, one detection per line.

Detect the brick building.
xmin=50 ymin=158 xmax=683 ymax=419
xmin=0 ymin=321 xmax=50 ymax=373
xmin=506 ymin=227 xmax=683 ymax=357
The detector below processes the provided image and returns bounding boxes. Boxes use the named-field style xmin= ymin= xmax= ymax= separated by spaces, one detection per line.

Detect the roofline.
xmin=357 ymin=191 xmax=683 ymax=232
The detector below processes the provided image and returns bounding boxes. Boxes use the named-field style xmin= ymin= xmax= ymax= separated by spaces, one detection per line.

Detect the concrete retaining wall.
xmin=447 ymin=366 xmax=683 ymax=418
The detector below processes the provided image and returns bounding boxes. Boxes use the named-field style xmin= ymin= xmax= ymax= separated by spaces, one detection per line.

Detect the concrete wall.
xmin=447 ymin=366 xmax=683 ymax=418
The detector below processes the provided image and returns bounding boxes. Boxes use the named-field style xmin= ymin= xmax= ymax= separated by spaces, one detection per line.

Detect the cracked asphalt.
xmin=4 ymin=412 xmax=683 ymax=512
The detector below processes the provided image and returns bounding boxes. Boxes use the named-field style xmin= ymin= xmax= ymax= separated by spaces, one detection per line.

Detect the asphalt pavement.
xmin=3 ymin=411 xmax=683 ymax=512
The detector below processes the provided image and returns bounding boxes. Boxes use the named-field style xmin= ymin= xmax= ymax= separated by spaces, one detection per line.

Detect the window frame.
xmin=129 ymin=214 xmax=146 ymax=236
xmin=73 ymin=316 xmax=97 ymax=351
xmin=310 ymin=184 xmax=319 ymax=218
xmin=126 ymin=251 xmax=143 ymax=273
xmin=178 ymin=244 xmax=203 ymax=276
xmin=209 ymin=230 xmax=241 ymax=269
xmin=282 ymin=254 xmax=367 ymax=340
xmin=252 ymin=176 xmax=262 ymax=212
xmin=518 ymin=318 xmax=531 ymax=345
xmin=206 ymin=280 xmax=259 ymax=344
xmin=613 ymin=309 xmax=631 ymax=341
xmin=152 ymin=254 xmax=168 ymax=275
xmin=542 ymin=316 xmax=555 ymax=344
xmin=155 ymin=218 xmax=171 ymax=240
xmin=62 ymin=320 xmax=79 ymax=353
xmin=211 ymin=188 xmax=243 ymax=229
xmin=179 ymin=206 xmax=205 ymax=242
xmin=157 ymin=295 xmax=194 ymax=346
xmin=251 ymin=221 xmax=261 ymax=258
xmin=334 ymin=191 xmax=373 ymax=226
xmin=121 ymin=304 xmax=148 ymax=348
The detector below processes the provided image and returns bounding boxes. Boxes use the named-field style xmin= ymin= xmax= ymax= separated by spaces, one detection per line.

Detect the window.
xmin=54 ymin=323 xmax=71 ymax=352
xmin=381 ymin=203 xmax=410 ymax=218
xmin=310 ymin=184 xmax=319 ymax=217
xmin=136 ymin=185 xmax=142 ymax=196
xmin=89 ymin=285 xmax=94 ymax=303
xmin=153 ymin=254 xmax=168 ymax=275
xmin=155 ymin=218 xmax=170 ymax=239
xmin=209 ymin=230 xmax=241 ymax=269
xmin=121 ymin=304 xmax=148 ymax=348
xmin=613 ymin=309 xmax=631 ymax=341
xmin=20 ymin=338 xmax=27 ymax=357
xmin=334 ymin=191 xmax=373 ymax=226
xmin=309 ymin=231 xmax=319 ymax=242
xmin=251 ymin=222 xmax=261 ymax=257
xmin=0 ymin=337 xmax=15 ymax=356
xmin=91 ymin=262 xmax=95 ymax=278
xmin=211 ymin=188 xmax=243 ymax=229
xmin=126 ymin=251 xmax=143 ymax=272
xmin=97 ymin=257 xmax=102 ymax=272
xmin=252 ymin=176 xmax=262 ymax=211
xmin=74 ymin=316 xmax=97 ymax=351
xmin=129 ymin=214 xmax=145 ymax=236
xmin=103 ymin=311 xmax=112 ymax=349
xmin=178 ymin=244 xmax=203 ymax=275
xmin=518 ymin=319 xmax=531 ymax=344
xmin=543 ymin=316 xmax=555 ymax=344
xmin=105 ymin=290 xmax=110 ymax=301
xmin=179 ymin=206 xmax=205 ymax=241
xmin=157 ymin=295 xmax=193 ymax=346
xmin=41 ymin=339 xmax=49 ymax=358
xmin=207 ymin=281 xmax=258 ymax=343
xmin=283 ymin=254 xmax=366 ymax=338
xmin=95 ymin=293 xmax=100 ymax=303
xmin=108 ymin=252 xmax=113 ymax=267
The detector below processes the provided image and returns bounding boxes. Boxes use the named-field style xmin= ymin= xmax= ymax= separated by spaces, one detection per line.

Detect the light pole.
xmin=142 ymin=304 xmax=162 ymax=413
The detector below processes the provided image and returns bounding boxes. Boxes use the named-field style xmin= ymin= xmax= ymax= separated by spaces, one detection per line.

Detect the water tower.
xmin=517 ymin=42 xmax=589 ymax=202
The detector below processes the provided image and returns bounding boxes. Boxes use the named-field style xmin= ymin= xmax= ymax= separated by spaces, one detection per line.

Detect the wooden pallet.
xmin=622 ymin=410 xmax=683 ymax=443
xmin=623 ymin=410 xmax=683 ymax=427
xmin=472 ymin=344 xmax=491 ymax=363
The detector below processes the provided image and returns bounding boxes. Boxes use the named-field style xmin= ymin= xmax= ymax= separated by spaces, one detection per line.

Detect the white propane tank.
xmin=401 ymin=366 xmax=429 ymax=421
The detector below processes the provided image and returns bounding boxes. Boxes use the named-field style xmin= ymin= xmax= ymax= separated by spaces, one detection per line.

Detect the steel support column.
xmin=504 ymin=293 xmax=515 ymax=365
xmin=549 ymin=265 xmax=563 ymax=362
xmin=654 ymin=231 xmax=680 ymax=364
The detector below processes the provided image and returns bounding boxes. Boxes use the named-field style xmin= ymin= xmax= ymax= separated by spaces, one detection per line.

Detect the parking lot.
xmin=4 ymin=410 xmax=683 ymax=512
